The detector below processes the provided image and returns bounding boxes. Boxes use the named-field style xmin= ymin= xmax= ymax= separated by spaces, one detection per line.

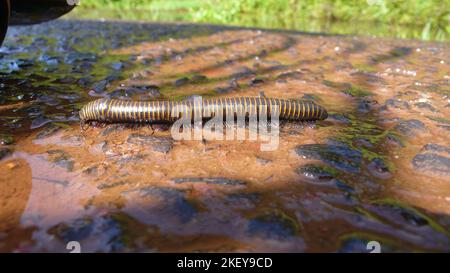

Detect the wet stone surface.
xmin=172 ymin=177 xmax=246 ymax=186
xmin=295 ymin=144 xmax=362 ymax=174
xmin=0 ymin=134 xmax=14 ymax=145
xmin=125 ymin=186 xmax=198 ymax=224
xmin=127 ymin=133 xmax=174 ymax=153
xmin=0 ymin=147 xmax=11 ymax=160
xmin=395 ymin=119 xmax=427 ymax=137
xmin=247 ymin=211 xmax=299 ymax=240
xmin=296 ymin=164 xmax=336 ymax=183
xmin=367 ymin=158 xmax=392 ymax=180
xmin=46 ymin=150 xmax=75 ymax=172
xmin=411 ymin=143 xmax=450 ymax=177
xmin=0 ymin=19 xmax=449 ymax=252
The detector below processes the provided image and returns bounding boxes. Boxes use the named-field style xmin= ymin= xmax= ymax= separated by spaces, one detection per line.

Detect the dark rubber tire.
xmin=0 ymin=0 xmax=10 ymax=47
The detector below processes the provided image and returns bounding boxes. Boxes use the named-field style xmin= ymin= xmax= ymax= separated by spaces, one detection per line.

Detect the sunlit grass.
xmin=75 ymin=0 xmax=449 ymax=41
xmin=81 ymin=0 xmax=202 ymax=11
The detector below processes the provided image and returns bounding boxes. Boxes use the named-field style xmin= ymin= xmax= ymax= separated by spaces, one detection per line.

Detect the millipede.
xmin=79 ymin=96 xmax=328 ymax=126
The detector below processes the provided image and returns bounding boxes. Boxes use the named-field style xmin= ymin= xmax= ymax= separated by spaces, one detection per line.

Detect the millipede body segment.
xmin=79 ymin=97 xmax=328 ymax=124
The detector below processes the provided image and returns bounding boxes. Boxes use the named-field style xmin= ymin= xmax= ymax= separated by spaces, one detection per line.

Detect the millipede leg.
xmin=147 ymin=123 xmax=157 ymax=133
xmin=305 ymin=121 xmax=317 ymax=129
xmin=80 ymin=120 xmax=87 ymax=132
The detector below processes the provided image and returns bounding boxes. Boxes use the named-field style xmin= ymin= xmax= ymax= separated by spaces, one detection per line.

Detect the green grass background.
xmin=74 ymin=0 xmax=449 ymax=41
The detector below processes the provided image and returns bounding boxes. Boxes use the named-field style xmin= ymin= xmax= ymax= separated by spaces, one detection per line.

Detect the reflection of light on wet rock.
xmin=11 ymin=152 xmax=100 ymax=252
xmin=295 ymin=144 xmax=362 ymax=174
xmin=412 ymin=153 xmax=450 ymax=179
xmin=296 ymin=164 xmax=336 ymax=183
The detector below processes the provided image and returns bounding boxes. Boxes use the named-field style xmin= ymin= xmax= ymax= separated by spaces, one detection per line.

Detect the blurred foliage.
xmin=77 ymin=0 xmax=449 ymax=41
xmin=81 ymin=0 xmax=202 ymax=10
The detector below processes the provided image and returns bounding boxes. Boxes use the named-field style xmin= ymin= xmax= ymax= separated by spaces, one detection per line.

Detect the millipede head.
xmin=79 ymin=98 xmax=110 ymax=123
xmin=320 ymin=107 xmax=328 ymax=120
